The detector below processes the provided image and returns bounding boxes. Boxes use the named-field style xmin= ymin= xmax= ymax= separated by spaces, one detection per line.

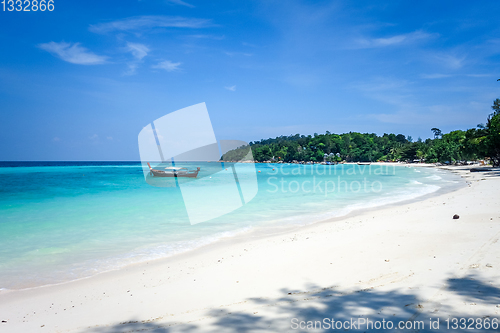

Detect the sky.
xmin=1 ymin=0 xmax=500 ymax=160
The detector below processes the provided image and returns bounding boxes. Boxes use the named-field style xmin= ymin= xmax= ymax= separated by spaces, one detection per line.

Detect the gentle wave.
xmin=0 ymin=163 xmax=465 ymax=290
xmin=0 ymin=227 xmax=253 ymax=290
xmin=241 ymin=183 xmax=441 ymax=229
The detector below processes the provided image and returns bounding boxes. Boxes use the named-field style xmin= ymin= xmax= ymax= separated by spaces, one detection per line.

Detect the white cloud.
xmin=166 ymin=0 xmax=194 ymax=8
xmin=225 ymin=51 xmax=253 ymax=57
xmin=433 ymin=53 xmax=466 ymax=69
xmin=107 ymin=136 xmax=113 ymax=140
xmin=242 ymin=42 xmax=257 ymax=47
xmin=122 ymin=43 xmax=150 ymax=75
xmin=124 ymin=63 xmax=139 ymax=75
xmin=225 ymin=85 xmax=236 ymax=91
xmin=53 ymin=137 xmax=60 ymax=142
xmin=368 ymin=111 xmax=424 ymax=124
xmin=152 ymin=60 xmax=182 ymax=72
xmin=187 ymin=34 xmax=225 ymax=40
xmin=352 ymin=76 xmax=410 ymax=93
xmin=89 ymin=134 xmax=99 ymax=140
xmin=369 ymin=101 xmax=488 ymax=126
xmin=354 ymin=30 xmax=436 ymax=49
xmin=467 ymin=74 xmax=491 ymax=78
xmin=89 ymin=16 xmax=212 ymax=34
xmin=420 ymin=73 xmax=452 ymax=79
xmin=126 ymin=42 xmax=149 ymax=60
xmin=38 ymin=42 xmax=107 ymax=65
xmin=350 ymin=77 xmax=414 ymax=110
xmin=371 ymin=35 xmax=407 ymax=46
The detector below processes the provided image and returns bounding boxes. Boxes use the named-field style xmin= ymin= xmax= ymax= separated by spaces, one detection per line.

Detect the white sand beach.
xmin=1 ymin=165 xmax=499 ymax=332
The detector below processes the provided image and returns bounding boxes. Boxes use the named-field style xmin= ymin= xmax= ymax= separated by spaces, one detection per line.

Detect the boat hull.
xmin=150 ymin=170 xmax=199 ymax=178
xmin=147 ymin=163 xmax=200 ymax=178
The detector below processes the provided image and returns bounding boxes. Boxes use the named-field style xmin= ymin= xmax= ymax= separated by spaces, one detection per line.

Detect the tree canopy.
xmin=225 ymin=100 xmax=500 ymax=166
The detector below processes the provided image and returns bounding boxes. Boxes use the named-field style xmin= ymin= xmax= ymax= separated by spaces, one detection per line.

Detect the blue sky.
xmin=1 ymin=0 xmax=500 ymax=160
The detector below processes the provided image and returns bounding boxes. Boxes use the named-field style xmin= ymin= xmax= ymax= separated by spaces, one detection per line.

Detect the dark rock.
xmin=453 ymin=214 xmax=460 ymax=219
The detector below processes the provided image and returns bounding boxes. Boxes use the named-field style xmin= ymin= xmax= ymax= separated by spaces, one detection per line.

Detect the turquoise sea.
xmin=0 ymin=162 xmax=464 ymax=290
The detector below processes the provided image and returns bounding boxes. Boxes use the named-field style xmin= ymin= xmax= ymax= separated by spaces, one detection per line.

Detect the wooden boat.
xmin=147 ymin=163 xmax=200 ymax=178
xmin=357 ymin=162 xmax=371 ymax=165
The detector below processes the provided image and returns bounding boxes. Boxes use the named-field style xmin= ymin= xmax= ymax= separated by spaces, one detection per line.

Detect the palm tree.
xmin=431 ymin=128 xmax=442 ymax=139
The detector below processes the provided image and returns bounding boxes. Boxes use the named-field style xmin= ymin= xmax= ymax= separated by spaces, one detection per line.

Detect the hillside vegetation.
xmin=223 ymin=99 xmax=500 ymax=166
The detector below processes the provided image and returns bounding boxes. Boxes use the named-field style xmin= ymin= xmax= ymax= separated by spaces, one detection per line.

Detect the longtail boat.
xmin=147 ymin=163 xmax=200 ymax=178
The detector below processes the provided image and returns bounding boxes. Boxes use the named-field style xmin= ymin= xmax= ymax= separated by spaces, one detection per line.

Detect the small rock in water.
xmin=453 ymin=214 xmax=460 ymax=219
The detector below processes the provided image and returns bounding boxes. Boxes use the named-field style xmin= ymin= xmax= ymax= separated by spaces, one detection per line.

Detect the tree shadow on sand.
xmin=446 ymin=273 xmax=500 ymax=304
xmin=86 ymin=275 xmax=500 ymax=333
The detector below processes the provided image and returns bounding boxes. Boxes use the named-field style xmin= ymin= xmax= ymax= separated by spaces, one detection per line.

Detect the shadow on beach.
xmin=447 ymin=273 xmax=500 ymax=304
xmin=467 ymin=167 xmax=500 ymax=179
xmin=85 ymin=273 xmax=500 ymax=333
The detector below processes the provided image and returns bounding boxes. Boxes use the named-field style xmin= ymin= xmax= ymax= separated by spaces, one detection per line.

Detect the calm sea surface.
xmin=0 ymin=161 xmax=464 ymax=289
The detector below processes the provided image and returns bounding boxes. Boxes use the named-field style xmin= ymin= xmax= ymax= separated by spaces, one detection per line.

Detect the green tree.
xmin=484 ymin=104 xmax=500 ymax=166
xmin=431 ymin=128 xmax=442 ymax=139
xmin=492 ymin=98 xmax=500 ymax=114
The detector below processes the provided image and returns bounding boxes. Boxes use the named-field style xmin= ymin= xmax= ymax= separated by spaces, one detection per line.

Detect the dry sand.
xmin=0 ymin=165 xmax=499 ymax=332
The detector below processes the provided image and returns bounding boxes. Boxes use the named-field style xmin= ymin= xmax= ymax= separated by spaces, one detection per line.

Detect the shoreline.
xmin=0 ymin=165 xmax=499 ymax=332
xmin=0 ymin=164 xmax=464 ymax=293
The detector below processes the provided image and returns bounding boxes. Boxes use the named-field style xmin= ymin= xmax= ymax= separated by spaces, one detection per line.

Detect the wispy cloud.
xmin=225 ymin=85 xmax=236 ymax=91
xmin=433 ymin=53 xmax=466 ymax=69
xmin=420 ymin=73 xmax=452 ymax=79
xmin=368 ymin=110 xmax=424 ymax=125
xmin=351 ymin=77 xmax=414 ymax=109
xmin=38 ymin=42 xmax=107 ymax=65
xmin=89 ymin=134 xmax=99 ymax=140
xmin=369 ymin=102 xmax=487 ymax=126
xmin=124 ymin=63 xmax=139 ymax=76
xmin=225 ymin=51 xmax=253 ymax=57
xmin=152 ymin=60 xmax=182 ymax=72
xmin=126 ymin=42 xmax=149 ymax=60
xmin=352 ymin=76 xmax=410 ymax=93
xmin=187 ymin=34 xmax=225 ymax=40
xmin=122 ymin=42 xmax=150 ymax=75
xmin=242 ymin=42 xmax=257 ymax=47
xmin=354 ymin=30 xmax=436 ymax=49
xmin=89 ymin=16 xmax=212 ymax=34
xmin=467 ymin=74 xmax=491 ymax=78
xmin=165 ymin=0 xmax=194 ymax=8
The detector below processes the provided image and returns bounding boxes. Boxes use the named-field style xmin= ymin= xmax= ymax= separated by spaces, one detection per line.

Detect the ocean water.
xmin=0 ymin=162 xmax=464 ymax=290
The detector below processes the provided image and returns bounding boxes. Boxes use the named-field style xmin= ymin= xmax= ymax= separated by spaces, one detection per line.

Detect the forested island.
xmin=224 ymin=99 xmax=500 ymax=166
